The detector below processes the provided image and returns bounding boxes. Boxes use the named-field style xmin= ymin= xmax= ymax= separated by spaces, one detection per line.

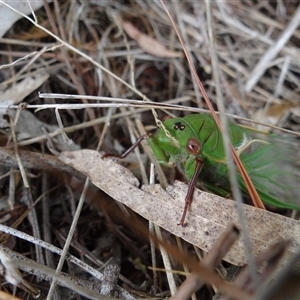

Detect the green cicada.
xmin=103 ymin=113 xmax=300 ymax=226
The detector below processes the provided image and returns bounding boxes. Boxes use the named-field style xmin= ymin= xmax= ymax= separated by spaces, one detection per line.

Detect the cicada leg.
xmin=102 ymin=134 xmax=150 ymax=159
xmin=178 ymin=158 xmax=204 ymax=226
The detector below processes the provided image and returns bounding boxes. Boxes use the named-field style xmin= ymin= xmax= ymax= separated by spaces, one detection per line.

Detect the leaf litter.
xmin=0 ymin=0 xmax=300 ymax=299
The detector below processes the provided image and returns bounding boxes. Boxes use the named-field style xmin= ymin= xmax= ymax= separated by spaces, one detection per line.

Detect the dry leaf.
xmin=254 ymin=102 xmax=295 ymax=131
xmin=0 ymin=73 xmax=50 ymax=105
xmin=59 ymin=149 xmax=300 ymax=266
xmin=7 ymin=110 xmax=80 ymax=151
xmin=0 ymin=74 xmax=50 ymax=127
xmin=0 ymin=1 xmax=53 ymax=38
xmin=0 ymin=290 xmax=21 ymax=300
xmin=0 ymin=249 xmax=39 ymax=297
xmin=121 ymin=21 xmax=182 ymax=58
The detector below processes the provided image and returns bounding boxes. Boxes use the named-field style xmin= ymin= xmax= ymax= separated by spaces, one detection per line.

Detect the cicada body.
xmin=148 ymin=114 xmax=300 ymax=210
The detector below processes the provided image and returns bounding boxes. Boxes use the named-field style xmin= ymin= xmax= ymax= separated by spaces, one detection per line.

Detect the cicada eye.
xmin=187 ymin=138 xmax=201 ymax=156
xmin=162 ymin=115 xmax=173 ymax=122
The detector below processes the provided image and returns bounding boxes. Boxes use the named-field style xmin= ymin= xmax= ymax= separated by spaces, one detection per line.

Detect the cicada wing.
xmin=238 ymin=137 xmax=300 ymax=209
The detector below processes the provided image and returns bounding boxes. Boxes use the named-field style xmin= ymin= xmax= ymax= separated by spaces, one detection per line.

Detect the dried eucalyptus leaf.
xmin=144 ymin=182 xmax=300 ymax=266
xmin=0 ymin=1 xmax=52 ymax=38
xmin=60 ymin=149 xmax=300 ymax=266
xmin=59 ymin=150 xmax=139 ymax=188
xmin=0 ymin=73 xmax=50 ymax=105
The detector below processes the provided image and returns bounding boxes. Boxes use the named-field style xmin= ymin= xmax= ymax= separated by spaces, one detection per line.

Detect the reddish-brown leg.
xmin=178 ymin=158 xmax=204 ymax=226
xmin=102 ymin=134 xmax=150 ymax=159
